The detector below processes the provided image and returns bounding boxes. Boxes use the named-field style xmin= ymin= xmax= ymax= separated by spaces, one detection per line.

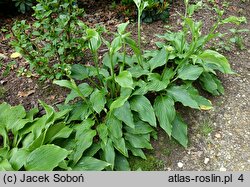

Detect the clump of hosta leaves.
xmin=53 ymin=1 xmax=245 ymax=170
xmin=11 ymin=0 xmax=88 ymax=80
xmin=0 ymin=101 xmax=111 ymax=171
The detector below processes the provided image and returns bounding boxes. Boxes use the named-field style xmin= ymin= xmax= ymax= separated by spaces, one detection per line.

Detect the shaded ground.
xmin=0 ymin=0 xmax=249 ymax=170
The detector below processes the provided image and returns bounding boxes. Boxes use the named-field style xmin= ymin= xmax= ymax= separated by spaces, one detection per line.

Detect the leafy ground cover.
xmin=0 ymin=0 xmax=249 ymax=171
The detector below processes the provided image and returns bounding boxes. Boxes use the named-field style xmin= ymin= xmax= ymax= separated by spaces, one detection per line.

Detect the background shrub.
xmin=0 ymin=0 xmax=35 ymax=14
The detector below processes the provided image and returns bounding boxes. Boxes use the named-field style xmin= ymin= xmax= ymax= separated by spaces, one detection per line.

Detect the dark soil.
xmin=0 ymin=0 xmax=249 ymax=170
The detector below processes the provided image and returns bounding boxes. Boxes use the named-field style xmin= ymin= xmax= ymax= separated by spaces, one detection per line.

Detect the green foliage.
xmin=12 ymin=0 xmax=35 ymax=14
xmin=217 ymin=28 xmax=249 ymax=51
xmin=120 ymin=0 xmax=172 ymax=22
xmin=0 ymin=86 xmax=6 ymax=99
xmin=199 ymin=119 xmax=213 ymax=137
xmin=11 ymin=0 xmax=88 ymax=80
xmin=52 ymin=1 xmax=241 ymax=170
xmin=2 ymin=1 xmax=242 ymax=171
xmin=0 ymin=102 xmax=110 ymax=171
xmin=0 ymin=0 xmax=35 ymax=14
xmin=142 ymin=0 xmax=171 ymax=23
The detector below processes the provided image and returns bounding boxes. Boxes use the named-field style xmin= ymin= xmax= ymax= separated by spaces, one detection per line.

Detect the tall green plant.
xmin=53 ymin=1 xmax=244 ymax=170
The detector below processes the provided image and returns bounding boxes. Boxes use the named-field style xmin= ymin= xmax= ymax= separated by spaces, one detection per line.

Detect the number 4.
xmin=238 ymin=174 xmax=244 ymax=182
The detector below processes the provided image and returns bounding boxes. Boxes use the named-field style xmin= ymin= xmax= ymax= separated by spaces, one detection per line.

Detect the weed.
xmin=199 ymin=120 xmax=213 ymax=137
xmin=2 ymin=61 xmax=16 ymax=77
xmin=0 ymin=86 xmax=6 ymax=99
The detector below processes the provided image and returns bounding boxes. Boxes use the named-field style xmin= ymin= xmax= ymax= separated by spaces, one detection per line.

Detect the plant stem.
xmin=109 ymin=52 xmax=116 ymax=98
xmin=138 ymin=14 xmax=141 ymax=51
xmin=137 ymin=12 xmax=143 ymax=66
xmin=120 ymin=42 xmax=126 ymax=72
xmin=89 ymin=43 xmax=103 ymax=87
xmin=70 ymin=78 xmax=99 ymax=123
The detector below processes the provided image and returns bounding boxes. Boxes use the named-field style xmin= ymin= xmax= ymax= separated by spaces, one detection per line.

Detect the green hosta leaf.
xmin=125 ymin=120 xmax=154 ymax=135
xmin=130 ymin=95 xmax=156 ymax=127
xmin=70 ymin=64 xmax=89 ymax=80
xmin=146 ymin=73 xmax=169 ymax=91
xmin=90 ymin=89 xmax=107 ymax=114
xmin=177 ymin=64 xmax=203 ymax=80
xmin=115 ymin=153 xmax=131 ymax=171
xmin=102 ymin=52 xmax=119 ymax=69
xmin=72 ymin=157 xmax=110 ymax=171
xmin=73 ymin=119 xmax=96 ymax=164
xmin=102 ymin=139 xmax=115 ymax=170
xmin=26 ymin=108 xmax=39 ymax=121
xmin=111 ymin=137 xmax=128 ymax=157
xmin=9 ymin=148 xmax=30 ymax=170
xmin=45 ymin=123 xmax=73 ymax=143
xmin=124 ymin=37 xmax=141 ymax=56
xmin=86 ymin=29 xmax=102 ymax=51
xmin=97 ymin=123 xmax=108 ymax=145
xmin=53 ymin=80 xmax=75 ymax=90
xmin=84 ymin=143 xmax=101 ymax=157
xmin=132 ymin=80 xmax=148 ymax=96
xmin=67 ymin=102 xmax=91 ymax=122
xmin=125 ymin=133 xmax=153 ymax=149
xmin=0 ymin=147 xmax=9 ymax=160
xmin=167 ymin=86 xmax=199 ymax=109
xmin=186 ymin=86 xmax=213 ymax=110
xmin=58 ymin=160 xmax=71 ymax=171
xmin=28 ymin=130 xmax=48 ymax=151
xmin=127 ymin=65 xmax=149 ymax=78
xmin=126 ymin=143 xmax=146 ymax=159
xmin=172 ymin=114 xmax=188 ymax=148
xmin=0 ymin=103 xmax=26 ymax=131
xmin=110 ymin=95 xmax=129 ymax=111
xmin=114 ymin=101 xmax=135 ymax=128
xmin=199 ymin=72 xmax=224 ymax=96
xmin=0 ymin=159 xmax=13 ymax=171
xmin=73 ymin=129 xmax=96 ymax=164
xmin=149 ymin=47 xmax=167 ymax=71
xmin=162 ymin=67 xmax=175 ymax=82
xmin=117 ymin=22 xmax=129 ymax=35
xmin=25 ymin=145 xmax=70 ymax=171
xmin=106 ymin=114 xmax=122 ymax=139
xmin=115 ymin=71 xmax=134 ymax=89
xmin=154 ymin=95 xmax=176 ymax=136
xmin=65 ymin=83 xmax=93 ymax=104
xmin=0 ymin=127 xmax=7 ymax=147
xmin=111 ymin=36 xmax=122 ymax=53
xmin=198 ymin=50 xmax=234 ymax=74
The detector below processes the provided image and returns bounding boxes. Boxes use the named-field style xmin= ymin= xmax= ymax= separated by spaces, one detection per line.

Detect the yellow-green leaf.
xmin=10 ymin=52 xmax=22 ymax=59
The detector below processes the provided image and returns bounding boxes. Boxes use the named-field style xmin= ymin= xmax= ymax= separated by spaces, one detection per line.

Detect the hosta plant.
xmin=0 ymin=102 xmax=110 ymax=171
xmin=53 ymin=0 xmax=245 ymax=170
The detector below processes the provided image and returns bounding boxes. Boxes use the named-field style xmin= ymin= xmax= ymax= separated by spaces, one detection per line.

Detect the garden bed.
xmin=0 ymin=0 xmax=249 ymax=171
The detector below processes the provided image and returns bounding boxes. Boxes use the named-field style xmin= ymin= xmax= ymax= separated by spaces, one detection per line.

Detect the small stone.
xmin=220 ymin=167 xmax=227 ymax=171
xmin=177 ymin=162 xmax=184 ymax=168
xmin=204 ymin=158 xmax=210 ymax=164
xmin=215 ymin=133 xmax=221 ymax=139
